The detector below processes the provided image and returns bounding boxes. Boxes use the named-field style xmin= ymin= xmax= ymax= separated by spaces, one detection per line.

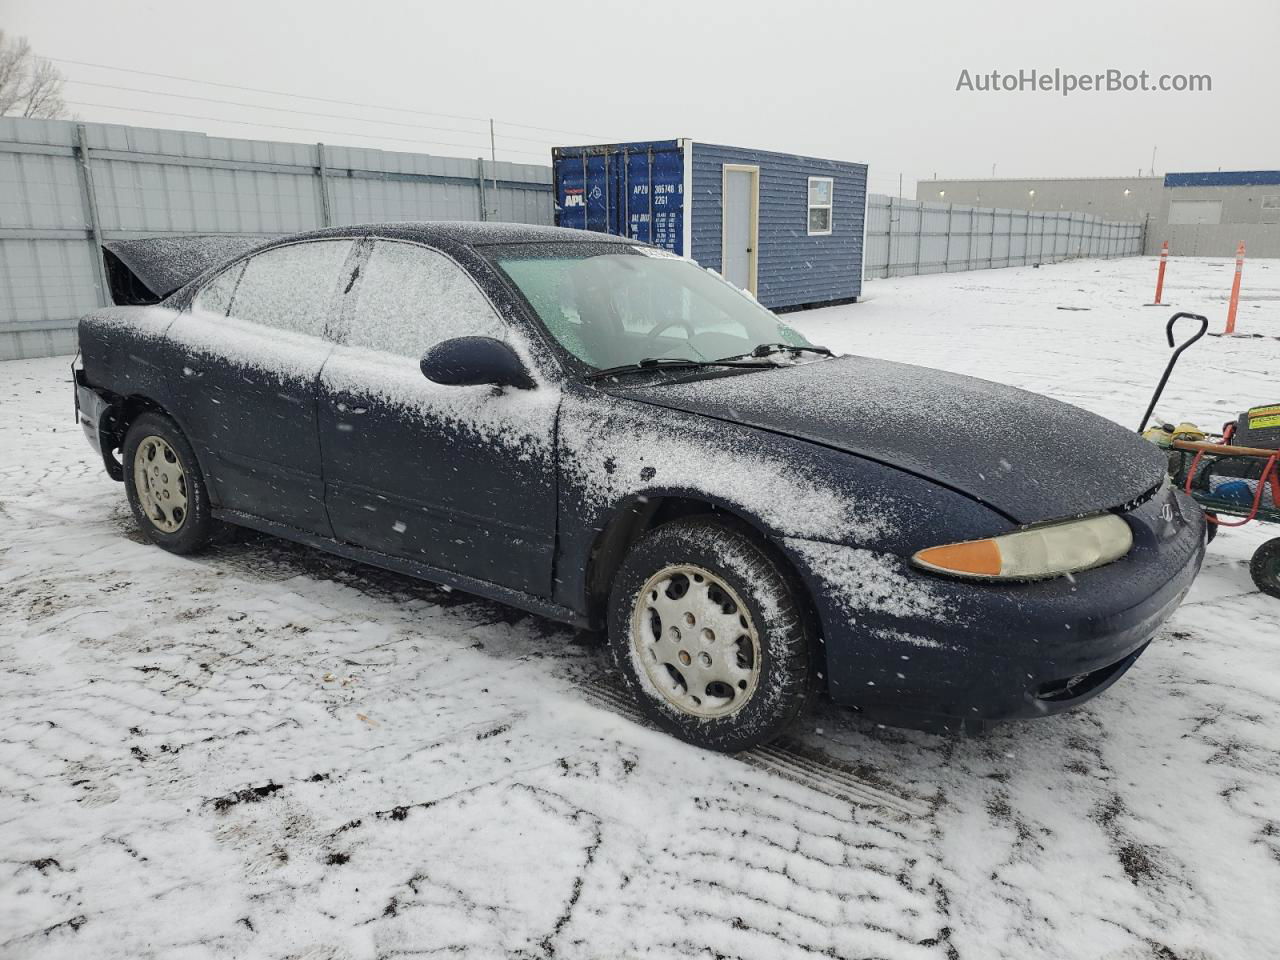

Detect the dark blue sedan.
xmin=75 ymin=222 xmax=1205 ymax=751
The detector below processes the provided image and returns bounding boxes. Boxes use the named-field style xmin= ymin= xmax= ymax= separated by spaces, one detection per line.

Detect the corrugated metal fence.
xmin=863 ymin=194 xmax=1143 ymax=279
xmin=0 ymin=116 xmax=554 ymax=360
xmin=1 ymin=115 xmax=1151 ymax=361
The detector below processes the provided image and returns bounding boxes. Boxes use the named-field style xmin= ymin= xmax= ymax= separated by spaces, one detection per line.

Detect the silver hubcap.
xmin=630 ymin=564 xmax=761 ymax=719
xmin=133 ymin=435 xmax=188 ymax=534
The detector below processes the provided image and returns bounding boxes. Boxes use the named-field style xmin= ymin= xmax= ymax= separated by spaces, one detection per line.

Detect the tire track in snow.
xmin=579 ymin=677 xmax=932 ymax=818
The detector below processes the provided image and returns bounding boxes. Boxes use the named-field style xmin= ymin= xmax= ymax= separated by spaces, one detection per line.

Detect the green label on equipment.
xmin=1247 ymin=404 xmax=1280 ymax=430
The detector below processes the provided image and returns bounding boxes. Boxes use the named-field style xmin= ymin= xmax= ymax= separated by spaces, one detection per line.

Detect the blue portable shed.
xmin=552 ymin=139 xmax=867 ymax=311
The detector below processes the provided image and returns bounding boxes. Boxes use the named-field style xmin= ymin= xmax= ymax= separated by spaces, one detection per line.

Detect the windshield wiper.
xmin=720 ymin=342 xmax=836 ymax=362
xmin=585 ymin=357 xmax=775 ymax=382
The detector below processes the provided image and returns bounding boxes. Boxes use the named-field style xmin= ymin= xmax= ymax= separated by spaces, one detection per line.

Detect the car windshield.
xmin=493 ymin=247 xmax=817 ymax=372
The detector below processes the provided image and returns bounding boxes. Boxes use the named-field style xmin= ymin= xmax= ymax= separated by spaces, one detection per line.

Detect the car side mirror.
xmin=420 ymin=336 xmax=536 ymax=390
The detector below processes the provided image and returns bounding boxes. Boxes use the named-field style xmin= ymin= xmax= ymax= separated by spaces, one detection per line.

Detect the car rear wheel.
xmin=123 ymin=411 xmax=219 ymax=554
xmin=607 ymin=517 xmax=813 ymax=752
xmin=1251 ymin=538 xmax=1280 ymax=599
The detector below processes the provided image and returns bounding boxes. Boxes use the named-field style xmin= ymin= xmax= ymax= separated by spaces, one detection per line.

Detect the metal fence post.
xmin=886 ymin=196 xmax=894 ymax=279
xmin=945 ymin=203 xmax=954 ymax=272
xmin=74 ymin=124 xmax=110 ymax=308
xmin=966 ymin=207 xmax=974 ymax=271
xmin=316 ymin=142 xmax=333 ymax=227
xmin=989 ymin=207 xmax=996 ymax=269
xmin=477 ymin=157 xmax=488 ymax=221
xmin=913 ymin=200 xmax=924 ymax=276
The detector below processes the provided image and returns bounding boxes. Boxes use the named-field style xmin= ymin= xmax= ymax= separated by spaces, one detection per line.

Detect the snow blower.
xmin=1139 ymin=312 xmax=1280 ymax=598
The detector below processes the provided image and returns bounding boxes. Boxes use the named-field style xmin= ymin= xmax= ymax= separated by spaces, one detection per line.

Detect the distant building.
xmin=917 ymin=171 xmax=1280 ymax=257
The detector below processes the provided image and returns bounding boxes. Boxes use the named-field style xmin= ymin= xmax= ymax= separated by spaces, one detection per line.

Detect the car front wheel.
xmin=607 ymin=517 xmax=813 ymax=752
xmin=123 ymin=411 xmax=219 ymax=554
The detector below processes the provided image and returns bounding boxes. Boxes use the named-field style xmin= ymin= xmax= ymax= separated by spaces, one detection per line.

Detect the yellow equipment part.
xmin=1143 ymin=421 xmax=1207 ymax=449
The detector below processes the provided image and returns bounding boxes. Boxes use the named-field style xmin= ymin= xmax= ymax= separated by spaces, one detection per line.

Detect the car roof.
xmin=263 ymin=221 xmax=638 ymax=251
xmin=165 ymin=221 xmax=643 ymax=308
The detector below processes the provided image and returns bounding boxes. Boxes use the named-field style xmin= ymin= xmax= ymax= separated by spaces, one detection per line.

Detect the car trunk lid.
xmin=102 ymin=235 xmax=264 ymax=305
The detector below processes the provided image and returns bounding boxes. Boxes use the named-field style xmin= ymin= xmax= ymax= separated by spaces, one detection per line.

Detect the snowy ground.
xmin=2 ymin=255 xmax=1279 ymax=960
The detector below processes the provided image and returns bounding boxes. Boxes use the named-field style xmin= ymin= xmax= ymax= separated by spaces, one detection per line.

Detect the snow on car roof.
xmin=267 ymin=221 xmax=639 ymax=251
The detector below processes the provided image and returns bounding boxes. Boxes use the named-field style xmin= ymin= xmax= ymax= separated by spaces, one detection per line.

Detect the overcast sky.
xmin=4 ymin=0 xmax=1277 ymax=195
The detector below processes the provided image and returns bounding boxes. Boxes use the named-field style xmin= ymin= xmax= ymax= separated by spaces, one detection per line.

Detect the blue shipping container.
xmin=553 ymin=140 xmax=687 ymax=253
xmin=552 ymin=139 xmax=867 ymax=310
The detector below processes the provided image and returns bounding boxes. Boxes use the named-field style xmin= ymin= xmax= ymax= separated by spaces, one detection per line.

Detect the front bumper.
xmin=787 ymin=485 xmax=1206 ymax=731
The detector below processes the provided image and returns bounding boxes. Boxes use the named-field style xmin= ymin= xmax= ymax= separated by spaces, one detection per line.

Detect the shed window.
xmin=807 ymin=177 xmax=834 ymax=235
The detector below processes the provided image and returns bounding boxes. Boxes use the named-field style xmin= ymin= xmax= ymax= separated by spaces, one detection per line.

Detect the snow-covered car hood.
xmin=612 ymin=355 xmax=1168 ymax=523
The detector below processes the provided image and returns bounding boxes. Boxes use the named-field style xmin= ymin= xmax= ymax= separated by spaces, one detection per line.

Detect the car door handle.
xmin=182 ymin=364 xmax=204 ymax=379
xmin=335 ymin=402 xmax=367 ymax=414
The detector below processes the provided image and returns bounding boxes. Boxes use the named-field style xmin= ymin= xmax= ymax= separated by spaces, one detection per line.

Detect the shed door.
xmin=721 ymin=165 xmax=759 ymax=294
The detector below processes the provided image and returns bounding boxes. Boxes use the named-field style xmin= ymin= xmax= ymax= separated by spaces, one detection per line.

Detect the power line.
xmin=64 ymin=78 xmax=572 ymax=146
xmin=63 ymin=100 xmax=551 ymax=159
xmin=51 ymin=56 xmax=609 ymax=142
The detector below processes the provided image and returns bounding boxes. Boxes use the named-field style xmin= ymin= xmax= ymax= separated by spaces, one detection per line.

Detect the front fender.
xmin=552 ymin=388 xmax=1010 ymax=624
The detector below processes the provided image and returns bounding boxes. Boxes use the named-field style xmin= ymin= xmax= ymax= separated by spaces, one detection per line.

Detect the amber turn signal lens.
xmin=913 ymin=539 xmax=1002 ymax=577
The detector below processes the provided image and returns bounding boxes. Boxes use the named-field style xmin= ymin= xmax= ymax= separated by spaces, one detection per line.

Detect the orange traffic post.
xmin=1149 ymin=240 xmax=1169 ymax=305
xmin=1225 ymin=241 xmax=1245 ymax=335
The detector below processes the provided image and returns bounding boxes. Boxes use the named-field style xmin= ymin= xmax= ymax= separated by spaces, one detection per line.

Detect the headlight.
xmin=912 ymin=514 xmax=1133 ymax=581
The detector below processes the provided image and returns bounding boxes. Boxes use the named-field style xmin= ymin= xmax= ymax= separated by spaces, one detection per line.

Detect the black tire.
xmin=122 ymin=411 xmax=220 ymax=555
xmin=1250 ymin=538 xmax=1280 ymax=599
xmin=607 ymin=517 xmax=812 ymax=752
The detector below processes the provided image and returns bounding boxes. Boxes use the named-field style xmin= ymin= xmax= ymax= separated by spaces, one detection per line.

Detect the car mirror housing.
xmin=421 ymin=336 xmax=536 ymax=390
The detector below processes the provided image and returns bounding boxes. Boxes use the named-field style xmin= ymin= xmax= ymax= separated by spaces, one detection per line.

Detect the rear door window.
xmin=227 ymin=240 xmax=355 ymax=337
xmin=344 ymin=240 xmax=506 ymax=358
xmin=192 ymin=261 xmax=245 ymax=317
